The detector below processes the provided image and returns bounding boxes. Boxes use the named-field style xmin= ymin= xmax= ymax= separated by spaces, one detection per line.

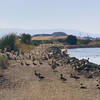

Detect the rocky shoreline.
xmin=66 ymin=44 xmax=100 ymax=49
xmin=46 ymin=45 xmax=100 ymax=78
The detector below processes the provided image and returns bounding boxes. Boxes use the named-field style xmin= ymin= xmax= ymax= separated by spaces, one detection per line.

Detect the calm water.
xmin=68 ymin=48 xmax=100 ymax=65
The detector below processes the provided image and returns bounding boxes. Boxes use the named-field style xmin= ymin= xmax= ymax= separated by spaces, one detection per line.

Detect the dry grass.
xmin=16 ymin=41 xmax=35 ymax=53
xmin=0 ymin=56 xmax=8 ymax=69
xmin=32 ymin=36 xmax=67 ymax=40
xmin=89 ymin=41 xmax=100 ymax=45
xmin=54 ymin=36 xmax=67 ymax=39
xmin=24 ymin=81 xmax=85 ymax=100
xmin=0 ymin=56 xmax=8 ymax=77
xmin=0 ymin=58 xmax=100 ymax=100
xmin=32 ymin=36 xmax=53 ymax=40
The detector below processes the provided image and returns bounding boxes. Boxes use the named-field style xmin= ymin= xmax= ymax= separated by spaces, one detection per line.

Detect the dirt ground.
xmin=0 ymin=59 xmax=100 ymax=100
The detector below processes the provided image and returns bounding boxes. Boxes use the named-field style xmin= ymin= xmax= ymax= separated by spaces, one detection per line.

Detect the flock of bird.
xmin=18 ymin=56 xmax=100 ymax=90
xmin=34 ymin=70 xmax=100 ymax=90
xmin=34 ymin=70 xmax=67 ymax=82
xmin=2 ymin=46 xmax=100 ymax=91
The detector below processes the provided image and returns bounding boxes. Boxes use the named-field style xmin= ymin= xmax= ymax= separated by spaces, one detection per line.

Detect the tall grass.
xmin=16 ymin=42 xmax=35 ymax=53
xmin=0 ymin=56 xmax=8 ymax=69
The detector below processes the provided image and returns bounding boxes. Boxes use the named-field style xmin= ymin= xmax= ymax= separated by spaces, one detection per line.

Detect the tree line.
xmin=0 ymin=33 xmax=92 ymax=52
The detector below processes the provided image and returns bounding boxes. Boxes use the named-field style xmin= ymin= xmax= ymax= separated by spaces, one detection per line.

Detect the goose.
xmin=97 ymin=87 xmax=100 ymax=89
xmin=25 ymin=62 xmax=30 ymax=66
xmin=34 ymin=70 xmax=40 ymax=76
xmin=39 ymin=61 xmax=43 ymax=65
xmin=80 ymin=83 xmax=87 ymax=89
xmin=60 ymin=74 xmax=67 ymax=82
xmin=70 ymin=74 xmax=80 ymax=80
xmin=96 ymin=84 xmax=99 ymax=87
xmin=87 ymin=74 xmax=93 ymax=78
xmin=0 ymin=74 xmax=3 ymax=77
xmin=21 ymin=62 xmax=24 ymax=65
xmin=33 ymin=62 xmax=37 ymax=65
xmin=96 ymin=84 xmax=100 ymax=89
xmin=87 ymin=58 xmax=89 ymax=61
xmin=38 ymin=73 xmax=45 ymax=80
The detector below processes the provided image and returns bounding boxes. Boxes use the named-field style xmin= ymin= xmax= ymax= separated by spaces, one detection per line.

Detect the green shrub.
xmin=21 ymin=33 xmax=31 ymax=44
xmin=66 ymin=35 xmax=77 ymax=45
xmin=31 ymin=40 xmax=53 ymax=46
xmin=43 ymin=40 xmax=53 ymax=44
xmin=0 ymin=34 xmax=17 ymax=51
xmin=57 ymin=39 xmax=66 ymax=43
xmin=31 ymin=40 xmax=42 ymax=46
xmin=78 ymin=39 xmax=91 ymax=45
xmin=0 ymin=56 xmax=8 ymax=69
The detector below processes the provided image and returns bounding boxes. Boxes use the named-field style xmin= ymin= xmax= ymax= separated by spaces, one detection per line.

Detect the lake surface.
xmin=68 ymin=48 xmax=100 ymax=65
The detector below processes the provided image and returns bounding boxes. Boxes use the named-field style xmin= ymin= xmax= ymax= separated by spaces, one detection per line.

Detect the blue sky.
xmin=0 ymin=0 xmax=100 ymax=33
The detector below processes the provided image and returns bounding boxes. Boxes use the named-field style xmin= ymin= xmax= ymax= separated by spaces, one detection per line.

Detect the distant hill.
xmin=32 ymin=36 xmax=67 ymax=40
xmin=52 ymin=32 xmax=67 ymax=36
xmin=0 ymin=28 xmax=100 ymax=38
xmin=32 ymin=32 xmax=68 ymax=40
xmin=33 ymin=32 xmax=67 ymax=37
xmin=34 ymin=34 xmax=51 ymax=37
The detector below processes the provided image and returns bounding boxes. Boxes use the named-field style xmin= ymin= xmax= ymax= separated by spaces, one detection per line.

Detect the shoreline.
xmin=66 ymin=44 xmax=100 ymax=49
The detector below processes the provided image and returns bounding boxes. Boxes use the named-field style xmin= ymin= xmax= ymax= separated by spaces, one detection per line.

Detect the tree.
xmin=21 ymin=33 xmax=31 ymax=44
xmin=66 ymin=35 xmax=77 ymax=45
xmin=0 ymin=34 xmax=16 ymax=51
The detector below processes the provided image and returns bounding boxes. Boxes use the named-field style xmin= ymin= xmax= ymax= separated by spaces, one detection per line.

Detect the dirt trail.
xmin=0 ymin=61 xmax=100 ymax=100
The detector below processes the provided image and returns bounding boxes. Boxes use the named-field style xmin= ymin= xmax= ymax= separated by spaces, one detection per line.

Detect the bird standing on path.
xmin=38 ymin=73 xmax=45 ymax=80
xmin=34 ymin=70 xmax=45 ymax=80
xmin=34 ymin=70 xmax=40 ymax=76
xmin=80 ymin=83 xmax=87 ymax=89
xmin=60 ymin=74 xmax=67 ymax=82
xmin=70 ymin=74 xmax=80 ymax=80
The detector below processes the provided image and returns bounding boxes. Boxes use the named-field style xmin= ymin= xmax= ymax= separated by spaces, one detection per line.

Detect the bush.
xmin=57 ymin=39 xmax=66 ymax=43
xmin=0 ymin=34 xmax=16 ymax=51
xmin=31 ymin=40 xmax=42 ymax=46
xmin=66 ymin=35 xmax=77 ymax=45
xmin=78 ymin=39 xmax=91 ymax=45
xmin=31 ymin=40 xmax=53 ymax=46
xmin=0 ymin=56 xmax=8 ymax=69
xmin=21 ymin=33 xmax=31 ymax=44
xmin=16 ymin=42 xmax=35 ymax=53
xmin=43 ymin=40 xmax=53 ymax=44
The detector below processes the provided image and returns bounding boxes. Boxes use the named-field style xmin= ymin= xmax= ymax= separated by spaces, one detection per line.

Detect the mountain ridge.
xmin=0 ymin=28 xmax=100 ymax=38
